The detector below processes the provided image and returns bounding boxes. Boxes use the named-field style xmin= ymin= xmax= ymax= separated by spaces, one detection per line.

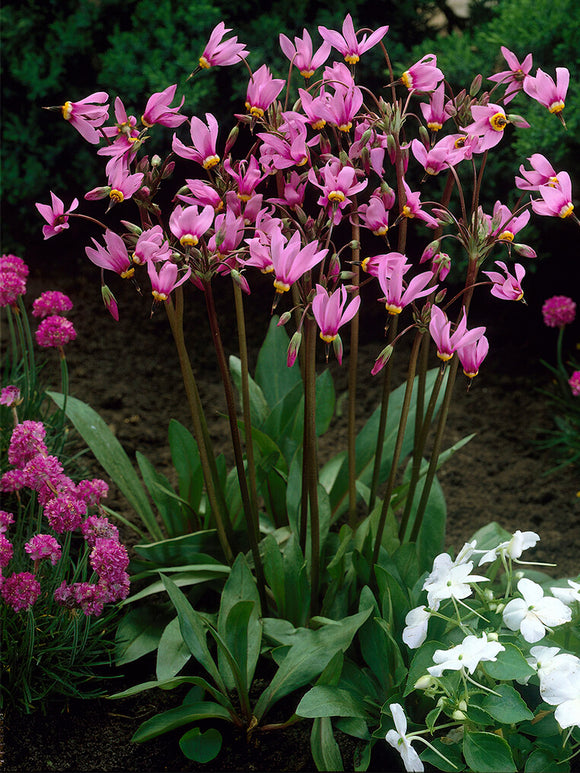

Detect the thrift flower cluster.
xmin=0 ymin=419 xmax=129 ymax=616
xmin=0 ymin=254 xmax=28 ymax=308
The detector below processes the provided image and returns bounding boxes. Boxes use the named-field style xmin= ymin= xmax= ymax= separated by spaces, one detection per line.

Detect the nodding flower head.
xmin=198 ymin=22 xmax=249 ymax=69
xmin=318 ymin=14 xmax=388 ymax=65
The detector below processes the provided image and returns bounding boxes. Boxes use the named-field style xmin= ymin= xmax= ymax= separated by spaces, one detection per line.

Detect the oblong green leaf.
xmin=131 ymin=701 xmax=231 ymax=743
xmin=156 ymin=616 xmax=192 ymax=681
xmin=463 ymin=731 xmax=516 ymax=773
xmin=297 ymin=686 xmax=372 ymax=719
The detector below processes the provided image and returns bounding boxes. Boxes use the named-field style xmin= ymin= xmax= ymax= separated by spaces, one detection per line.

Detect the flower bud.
xmin=287 ymin=331 xmax=302 ymax=368
xmin=371 ymin=344 xmax=394 ymax=376
xmin=120 ymin=221 xmax=143 ymax=236
xmin=85 ymin=186 xmax=110 ymax=201
xmin=224 ymin=125 xmax=239 ymax=156
xmin=231 ymin=269 xmax=251 ymax=295
xmin=414 ymin=675 xmax=435 ymax=690
xmin=458 ymin=700 xmax=468 ymax=712
xmin=161 ymin=161 xmax=176 ymax=180
xmin=512 ymin=243 xmax=537 ymax=258
xmin=469 ymin=74 xmax=483 ymax=96
xmin=421 ymin=240 xmax=441 ymax=263
xmin=484 ymin=589 xmax=494 ymax=601
xmin=487 ymin=631 xmax=499 ymax=641
xmin=101 ymin=284 xmax=119 ymax=321
xmin=452 ymin=710 xmax=467 ymax=721
xmin=277 ymin=311 xmax=292 ymax=326
xmin=151 ymin=154 xmax=162 ymax=168
xmin=418 ymin=125 xmax=430 ymax=146
xmin=339 ymin=271 xmax=355 ymax=281
xmin=507 ymin=113 xmax=531 ymax=128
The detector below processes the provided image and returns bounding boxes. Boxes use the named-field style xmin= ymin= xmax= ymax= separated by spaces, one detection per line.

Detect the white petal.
xmin=502 ymin=598 xmax=526 ymax=630
xmin=520 ymin=613 xmax=546 ymax=643
xmin=554 ymin=698 xmax=580 ymax=730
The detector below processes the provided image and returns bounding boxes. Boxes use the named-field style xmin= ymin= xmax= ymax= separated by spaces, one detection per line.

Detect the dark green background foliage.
xmin=1 ymin=0 xmax=578 ymax=255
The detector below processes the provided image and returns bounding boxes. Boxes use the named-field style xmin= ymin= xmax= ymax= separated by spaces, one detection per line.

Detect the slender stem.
xmin=164 ymin=289 xmax=235 ymax=564
xmin=203 ymin=280 xmax=267 ymax=610
xmin=372 ymin=330 xmax=423 ymax=567
xmin=303 ymin=318 xmax=320 ymax=616
xmin=347 ymin=206 xmax=361 ymax=527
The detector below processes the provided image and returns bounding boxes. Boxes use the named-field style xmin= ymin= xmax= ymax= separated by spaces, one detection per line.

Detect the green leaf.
xmin=179 ymin=727 xmax=222 ymax=763
xmin=469 ymin=522 xmax=512 ymax=551
xmin=480 ymin=642 xmax=535 ymax=682
xmin=168 ymin=419 xmax=203 ymax=511
xmin=124 ymin=566 xmax=230 ymax=604
xmin=420 ymin=738 xmax=465 ymax=772
xmin=132 ymin=530 xmax=222 ymax=567
xmin=255 ymin=315 xmax=302 ymax=406
xmin=48 ymin=391 xmax=161 ymax=540
xmin=311 ymin=717 xmax=344 ymax=772
xmin=114 ymin=606 xmax=170 ymax=666
xmin=131 ymin=701 xmax=232 ymax=743
xmin=476 ymin=684 xmax=534 ymax=724
xmin=229 ymin=354 xmax=270 ymax=427
xmin=404 ymin=642 xmax=444 ymax=696
xmin=156 ymin=617 xmax=192 ymax=681
xmin=297 ymin=686 xmax=372 ymax=719
xmin=137 ymin=450 xmax=186 ymax=537
xmin=525 ymin=748 xmax=570 ymax=772
xmin=463 ymin=731 xmax=516 ymax=773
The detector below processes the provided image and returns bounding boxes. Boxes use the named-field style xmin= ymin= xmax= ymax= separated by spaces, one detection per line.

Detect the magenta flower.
xmin=515 ymin=154 xmax=559 ymax=191
xmin=59 ymin=92 xmax=109 ymax=144
xmin=401 ymin=179 xmax=439 ymax=228
xmin=359 ymin=196 xmax=390 ymax=236
xmin=169 ymin=204 xmax=214 ymax=247
xmin=102 ymin=96 xmax=139 ymax=141
xmin=245 ymin=65 xmax=285 ymax=119
xmin=0 ymin=511 xmax=14 ymax=533
xmin=44 ymin=493 xmax=85 ymax=532
xmin=224 ymin=157 xmax=267 ymax=201
xmin=279 ymin=29 xmax=331 ymax=78
xmin=25 ymin=534 xmax=62 ymax=566
xmin=411 ymin=136 xmax=466 ymax=176
xmin=429 ymin=306 xmax=485 ymax=362
xmin=141 ymin=84 xmax=186 ymax=128
xmin=0 ymin=271 xmax=26 ymax=307
xmin=147 ymin=259 xmax=191 ymax=302
xmin=318 ymin=14 xmax=388 ymax=65
xmin=569 ymin=371 xmax=580 ymax=397
xmin=81 ymin=516 xmax=119 ymax=548
xmin=0 ymin=534 xmax=13 ymax=568
xmin=172 ymin=112 xmax=221 ymax=170
xmin=308 ymin=161 xmax=367 ymax=225
xmin=491 ymin=201 xmax=530 ymax=241
xmin=312 ymin=284 xmax=361 ymax=363
xmin=36 ymin=315 xmax=76 ymax=349
xmin=324 ymin=83 xmax=364 ymax=133
xmin=1 ymin=571 xmax=41 ymax=611
xmin=268 ymin=171 xmax=307 ymax=208
xmin=258 ymin=117 xmax=312 ymax=170
xmin=90 ymin=537 xmax=130 ymax=583
xmin=456 ymin=334 xmax=489 ymax=379
xmin=269 ymin=228 xmax=327 ymax=294
xmin=483 ymin=261 xmax=526 ymax=301
xmin=208 ymin=210 xmax=245 ymax=260
xmin=76 ymin=478 xmax=109 ymax=507
xmin=542 ymin=296 xmax=576 ymax=328
xmin=523 ymin=67 xmax=569 ymax=115
xmin=298 ymin=87 xmax=333 ymax=131
xmin=462 ymin=103 xmax=510 ymax=151
xmin=86 ymin=230 xmax=134 ymax=278
xmin=402 ymin=54 xmax=444 ymax=93
xmin=488 ymin=46 xmax=533 ymax=104
xmin=0 ymin=254 xmax=29 ymax=278
xmin=32 ymin=291 xmax=73 ymax=318
xmin=35 ymin=192 xmax=79 ymax=240
xmin=420 ymin=83 xmax=450 ymax=131
xmin=8 ymin=421 xmax=47 ymax=468
xmin=0 ymin=386 xmax=21 ymax=408
xmin=531 ymin=172 xmax=574 ymax=219
xmin=132 ymin=226 xmax=171 ymax=265
xmin=106 ymin=164 xmax=144 ymax=206
xmin=198 ymin=22 xmax=249 ymax=69
xmin=179 ymin=179 xmax=224 ymax=210
xmin=377 ymin=260 xmax=434 ymax=316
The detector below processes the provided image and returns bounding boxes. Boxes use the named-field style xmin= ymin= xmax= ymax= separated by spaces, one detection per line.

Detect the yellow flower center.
xmin=109 ymin=189 xmax=125 ymax=204
xmin=311 ymin=119 xmax=326 ymax=131
xmin=261 ymin=265 xmax=274 ymax=274
xmin=549 ymin=100 xmax=565 ymax=114
xmin=320 ymin=332 xmax=337 ymax=343
xmin=345 ymin=54 xmax=359 ymax=65
xmin=152 ymin=290 xmax=168 ymax=301
xmin=547 ymin=175 xmax=559 ymax=187
xmin=199 ymin=56 xmax=211 ymax=69
xmin=338 ymin=122 xmax=352 ymax=132
xmin=385 ymin=302 xmax=403 ymax=315
xmin=489 ymin=112 xmax=508 ymax=131
xmin=141 ymin=115 xmax=154 ymax=128
xmin=300 ymin=69 xmax=315 ymax=79
xmin=180 ymin=234 xmax=199 ymax=247
xmin=454 ymin=137 xmax=467 ymax=149
xmin=328 ymin=190 xmax=346 ymax=203
xmin=273 ymin=279 xmax=290 ymax=293
xmin=62 ymin=101 xmax=73 ymax=120
xmin=372 ymin=226 xmax=388 ymax=236
xmin=437 ymin=351 xmax=453 ymax=362
xmin=120 ymin=267 xmax=135 ymax=279
xmin=463 ymin=368 xmax=478 ymax=379
xmin=203 ymin=154 xmax=220 ymax=170
xmin=402 ymin=205 xmax=414 ymax=218
xmin=497 ymin=230 xmax=514 ymax=242
xmin=428 ymin=121 xmax=443 ymax=132
xmin=296 ymin=156 xmax=308 ymax=166
xmin=559 ymin=202 xmax=574 ymax=219
xmin=402 ymin=71 xmax=412 ymax=90
xmin=237 ymin=193 xmax=252 ymax=202
xmin=246 ymin=103 xmax=265 ymax=119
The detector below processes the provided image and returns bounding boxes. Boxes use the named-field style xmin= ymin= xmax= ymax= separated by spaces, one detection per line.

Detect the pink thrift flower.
xmin=0 ymin=271 xmax=26 ymax=307
xmin=44 ymin=493 xmax=86 ymax=532
xmin=75 ymin=479 xmax=109 ymax=506
xmin=172 ymin=112 xmax=221 ymax=170
xmin=0 ymin=534 xmax=13 ymax=568
xmin=542 ymin=296 xmax=576 ymax=328
xmin=523 ymin=67 xmax=569 ymax=115
xmin=312 ymin=284 xmax=361 ymax=362
xmin=35 ymin=192 xmax=79 ymax=240
xmin=36 ymin=315 xmax=76 ymax=348
xmin=90 ymin=537 xmax=130 ymax=583
xmin=85 ymin=230 xmax=134 ymax=278
xmin=22 ymin=455 xmax=64 ymax=493
xmin=1 ymin=386 xmax=21 ymax=407
xmin=279 ymin=28 xmax=331 ymax=78
xmin=515 ymin=154 xmax=559 ymax=191
xmin=245 ymin=64 xmax=285 ymax=119
xmin=0 ymin=511 xmax=15 ymax=533
xmin=60 ymin=92 xmax=109 ymax=144
xmin=0 ymin=254 xmax=29 ymax=278
xmin=429 ymin=306 xmax=485 ymax=362
xmin=402 ymin=54 xmax=444 ymax=93
xmin=420 ymin=82 xmax=450 ymax=131
xmin=269 ymin=228 xmax=327 ymax=294
xmin=8 ymin=421 xmax=47 ymax=467
xmin=141 ymin=84 xmax=186 ymax=128
xmin=457 ymin=334 xmax=489 ymax=379
xmin=73 ymin=582 xmax=109 ymax=616
xmin=483 ymin=261 xmax=526 ymax=301
xmin=318 ymin=14 xmax=388 ymax=65
xmin=169 ymin=204 xmax=214 ymax=247
xmin=32 ymin=290 xmax=73 ymax=318
xmin=531 ymin=172 xmax=575 ymax=219
xmin=25 ymin=534 xmax=62 ymax=566
xmin=1 ymin=571 xmax=41 ymax=611
xmin=147 ymin=259 xmax=192 ymax=302
xmin=488 ymin=47 xmax=533 ymax=104
xmin=199 ymin=22 xmax=249 ymax=69
xmin=81 ymin=516 xmax=119 ymax=549
xmin=569 ymin=371 xmax=580 ymax=397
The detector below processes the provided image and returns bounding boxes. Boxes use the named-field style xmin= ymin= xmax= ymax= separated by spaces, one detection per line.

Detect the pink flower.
xmin=35 ymin=192 xmax=79 ymax=240
xmin=105 ymin=165 xmax=144 ymax=206
xmin=76 ymin=478 xmax=109 ymax=506
xmin=312 ymin=284 xmax=361 ymax=362
xmin=0 ymin=271 xmax=26 ymax=307
xmin=402 ymin=54 xmax=444 ymax=93
xmin=102 ymin=96 xmax=139 ymax=141
xmin=401 ymin=179 xmax=439 ymax=228
xmin=85 ymin=230 xmax=134 ymax=278
xmin=411 ymin=136 xmax=466 ymax=176
xmin=258 ymin=117 xmax=313 ymax=170
xmin=515 ymin=154 xmax=559 ymax=191
xmin=308 ymin=161 xmax=367 ymax=225
xmin=147 ymin=259 xmax=192 ymax=302
xmin=81 ymin=516 xmax=119 ymax=548
xmin=569 ymin=371 xmax=580 ymax=397
xmin=523 ymin=67 xmax=569 ymax=114
xmin=178 ymin=179 xmax=223 ymax=210
xmin=199 ymin=22 xmax=249 ymax=69
xmin=359 ymin=196 xmax=390 ymax=236
xmin=32 ymin=291 xmax=73 ymax=318
xmin=90 ymin=537 xmax=130 ymax=583
xmin=318 ymin=14 xmax=388 ymax=65
xmin=324 ymin=83 xmax=364 ymax=133
xmin=377 ymin=260 xmax=434 ymax=316
xmin=141 ymin=84 xmax=186 ymax=128
xmin=279 ymin=29 xmax=331 ymax=78
xmin=0 ymin=386 xmax=21 ymax=407
xmin=0 ymin=511 xmax=14 ymax=534
xmin=0 ymin=534 xmax=13 ymax=568
xmin=8 ymin=421 xmax=47 ymax=467
xmin=456 ymin=334 xmax=489 ymax=379
xmin=488 ymin=46 xmax=533 ymax=104
xmin=132 ymin=226 xmax=172 ymax=265
xmin=420 ymin=83 xmax=450 ymax=131
xmin=0 ymin=254 xmax=28 ymax=278
xmin=1 ymin=571 xmax=41 ymax=611
xmin=35 ymin=315 xmax=76 ymax=348
xmin=429 ymin=306 xmax=485 ymax=362
xmin=169 ymin=204 xmax=214 ymax=247
xmin=44 ymin=493 xmax=86 ymax=532
xmin=25 ymin=534 xmax=62 ymax=566
xmin=172 ymin=112 xmax=221 ymax=169
xmin=268 ymin=171 xmax=307 ymax=208
xmin=531 ymin=172 xmax=574 ymax=219
xmin=491 ymin=201 xmax=530 ymax=242
xmin=298 ymin=88 xmax=333 ymax=131
xmin=542 ymin=296 xmax=576 ymax=328
xmin=224 ymin=157 xmax=266 ymax=201
xmin=245 ymin=65 xmax=285 ymax=119
xmin=269 ymin=228 xmax=327 ymax=294
xmin=462 ymin=103 xmax=511 ymax=151
xmin=483 ymin=261 xmax=526 ymax=301
xmin=60 ymin=92 xmax=109 ymax=144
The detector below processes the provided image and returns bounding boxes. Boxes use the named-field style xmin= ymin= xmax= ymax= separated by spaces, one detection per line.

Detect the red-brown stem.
xmin=347 ymin=206 xmax=361 ymax=527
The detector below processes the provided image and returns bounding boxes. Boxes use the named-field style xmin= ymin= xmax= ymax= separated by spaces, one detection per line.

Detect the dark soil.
xmin=3 ymin=245 xmax=579 ymax=772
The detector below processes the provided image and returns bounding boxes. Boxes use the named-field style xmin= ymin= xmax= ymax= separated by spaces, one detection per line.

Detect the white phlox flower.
xmin=423 ymin=555 xmax=488 ymax=610
xmin=502 ymin=578 xmax=572 ymax=643
xmin=537 ymin=653 xmax=580 ymax=730
xmin=427 ymin=632 xmax=505 ymax=677
xmin=385 ymin=703 xmax=424 ymax=773
xmin=550 ymin=579 xmax=580 ymax=607
xmin=478 ymin=529 xmax=540 ymax=565
xmin=402 ymin=605 xmax=431 ymax=649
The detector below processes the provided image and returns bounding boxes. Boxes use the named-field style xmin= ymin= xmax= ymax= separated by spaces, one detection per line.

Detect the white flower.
xmin=502 ymin=578 xmax=572 ymax=643
xmin=537 ymin=653 xmax=580 ymax=729
xmin=385 ymin=703 xmax=424 ymax=773
xmin=478 ymin=530 xmax=540 ymax=565
xmin=427 ymin=632 xmax=504 ymax=677
xmin=423 ymin=556 xmax=488 ymax=610
xmin=550 ymin=579 xmax=580 ymax=606
xmin=402 ymin=605 xmax=431 ymax=649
